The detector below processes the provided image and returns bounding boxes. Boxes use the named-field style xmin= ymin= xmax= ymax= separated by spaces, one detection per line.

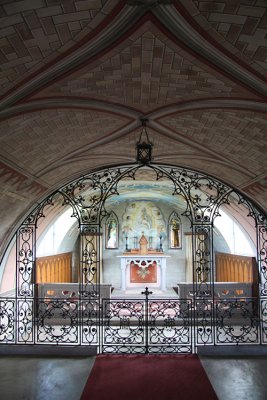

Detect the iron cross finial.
xmin=141 ymin=287 xmax=153 ymax=298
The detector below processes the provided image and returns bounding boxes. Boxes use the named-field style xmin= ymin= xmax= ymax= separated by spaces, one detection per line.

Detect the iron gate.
xmin=101 ymin=288 xmax=193 ymax=354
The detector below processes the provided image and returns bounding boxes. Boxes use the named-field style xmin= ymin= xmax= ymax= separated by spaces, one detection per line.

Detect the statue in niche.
xmin=106 ymin=213 xmax=118 ymax=249
xmin=169 ymin=212 xmax=181 ymax=249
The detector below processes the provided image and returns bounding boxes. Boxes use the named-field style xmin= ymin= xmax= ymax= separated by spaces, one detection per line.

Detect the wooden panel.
xmin=215 ymin=252 xmax=256 ymax=283
xmin=36 ymin=252 xmax=72 ymax=283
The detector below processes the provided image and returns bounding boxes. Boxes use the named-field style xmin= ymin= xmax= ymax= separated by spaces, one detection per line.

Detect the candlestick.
xmin=159 ymin=235 xmax=163 ymax=252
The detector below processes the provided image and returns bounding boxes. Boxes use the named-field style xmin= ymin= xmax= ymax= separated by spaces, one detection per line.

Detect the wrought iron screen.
xmin=101 ymin=293 xmax=192 ymax=354
xmin=0 ymin=164 xmax=266 ymax=353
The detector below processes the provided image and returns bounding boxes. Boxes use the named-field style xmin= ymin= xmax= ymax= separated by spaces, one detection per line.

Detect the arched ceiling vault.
xmin=0 ymin=0 xmax=266 ymax=257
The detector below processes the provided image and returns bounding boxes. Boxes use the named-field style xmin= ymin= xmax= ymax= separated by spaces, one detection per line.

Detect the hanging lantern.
xmin=136 ymin=118 xmax=153 ymax=164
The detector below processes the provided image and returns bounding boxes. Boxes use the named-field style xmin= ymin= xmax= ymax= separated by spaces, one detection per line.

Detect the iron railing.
xmin=0 ymin=292 xmax=266 ymax=353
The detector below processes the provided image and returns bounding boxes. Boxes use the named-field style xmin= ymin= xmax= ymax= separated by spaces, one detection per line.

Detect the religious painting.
xmin=169 ymin=212 xmax=182 ymax=249
xmin=106 ymin=212 xmax=118 ymax=249
xmin=121 ymin=201 xmax=166 ymax=251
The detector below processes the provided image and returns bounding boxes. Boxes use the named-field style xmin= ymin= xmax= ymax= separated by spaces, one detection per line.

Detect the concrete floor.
xmin=0 ymin=354 xmax=267 ymax=399
xmin=200 ymin=355 xmax=267 ymax=400
xmin=0 ymin=356 xmax=95 ymax=400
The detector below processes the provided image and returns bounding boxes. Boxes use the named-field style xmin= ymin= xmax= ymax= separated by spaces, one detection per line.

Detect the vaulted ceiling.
xmin=0 ymin=0 xmax=267 ymax=257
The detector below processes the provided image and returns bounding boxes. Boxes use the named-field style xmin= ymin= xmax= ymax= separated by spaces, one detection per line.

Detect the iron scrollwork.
xmin=195 ymin=299 xmax=214 ymax=346
xmin=80 ymin=225 xmax=99 ymax=297
xmin=148 ymin=299 xmax=192 ymax=354
xmin=215 ymin=298 xmax=259 ymax=344
xmin=102 ymin=296 xmax=192 ymax=354
xmin=18 ymin=299 xmax=34 ymax=343
xmin=17 ymin=226 xmax=35 ymax=297
xmin=102 ymin=299 xmax=145 ymax=354
xmin=261 ymin=299 xmax=267 ymax=343
xmin=37 ymin=298 xmax=79 ymax=344
xmin=258 ymin=225 xmax=267 ymax=296
xmin=0 ymin=162 xmax=265 ymax=351
xmin=0 ymin=299 xmax=15 ymax=343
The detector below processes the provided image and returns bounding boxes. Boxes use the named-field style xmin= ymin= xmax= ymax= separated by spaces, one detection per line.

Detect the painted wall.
xmin=102 ymin=200 xmax=191 ymax=289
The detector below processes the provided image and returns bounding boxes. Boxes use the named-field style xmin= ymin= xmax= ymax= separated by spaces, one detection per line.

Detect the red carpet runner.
xmin=81 ymin=354 xmax=218 ymax=400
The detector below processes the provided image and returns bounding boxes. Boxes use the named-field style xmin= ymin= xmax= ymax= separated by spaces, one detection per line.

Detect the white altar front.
xmin=118 ymin=255 xmax=170 ymax=291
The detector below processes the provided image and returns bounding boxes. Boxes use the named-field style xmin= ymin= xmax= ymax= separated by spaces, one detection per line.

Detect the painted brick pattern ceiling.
xmin=194 ymin=0 xmax=267 ymax=71
xmin=0 ymin=0 xmax=117 ymax=91
xmin=0 ymin=0 xmax=266 ymax=251
xmin=160 ymin=110 xmax=267 ymax=175
xmin=35 ymin=26 xmax=257 ymax=108
xmin=0 ymin=109 xmax=130 ymax=175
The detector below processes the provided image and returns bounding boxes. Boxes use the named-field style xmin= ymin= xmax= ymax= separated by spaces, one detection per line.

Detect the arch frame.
xmin=0 ymin=162 xmax=266 ymax=351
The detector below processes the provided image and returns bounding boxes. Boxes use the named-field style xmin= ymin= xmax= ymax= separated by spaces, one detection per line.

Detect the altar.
xmin=118 ymin=255 xmax=169 ymax=291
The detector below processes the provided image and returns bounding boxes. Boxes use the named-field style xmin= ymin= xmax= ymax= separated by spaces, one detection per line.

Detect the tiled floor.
xmin=1 ymin=354 xmax=267 ymax=399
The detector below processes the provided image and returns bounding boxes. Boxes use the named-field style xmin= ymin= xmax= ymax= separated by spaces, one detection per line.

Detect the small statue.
xmin=139 ymin=233 xmax=148 ymax=255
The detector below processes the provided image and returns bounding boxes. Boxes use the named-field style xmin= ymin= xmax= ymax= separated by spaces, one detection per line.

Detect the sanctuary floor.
xmin=1 ymin=353 xmax=267 ymax=399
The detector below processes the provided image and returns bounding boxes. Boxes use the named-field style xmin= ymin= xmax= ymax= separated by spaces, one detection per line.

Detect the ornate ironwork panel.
xmin=80 ymin=225 xmax=100 ymax=298
xmin=36 ymin=298 xmax=79 ymax=344
xmin=191 ymin=225 xmax=215 ymax=347
xmin=17 ymin=225 xmax=35 ymax=297
xmin=101 ymin=298 xmax=192 ymax=354
xmin=81 ymin=300 xmax=99 ymax=345
xmin=192 ymin=225 xmax=213 ymax=296
xmin=195 ymin=299 xmax=214 ymax=346
xmin=36 ymin=297 xmax=100 ymax=345
xmin=60 ymin=166 xmax=140 ymax=225
xmin=102 ymin=299 xmax=145 ymax=354
xmin=17 ymin=298 xmax=34 ymax=343
xmin=165 ymin=167 xmax=229 ymax=224
xmin=258 ymin=225 xmax=267 ymax=297
xmin=261 ymin=299 xmax=267 ymax=344
xmin=215 ymin=298 xmax=259 ymax=345
xmin=148 ymin=299 xmax=192 ymax=353
xmin=0 ymin=298 xmax=15 ymax=343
